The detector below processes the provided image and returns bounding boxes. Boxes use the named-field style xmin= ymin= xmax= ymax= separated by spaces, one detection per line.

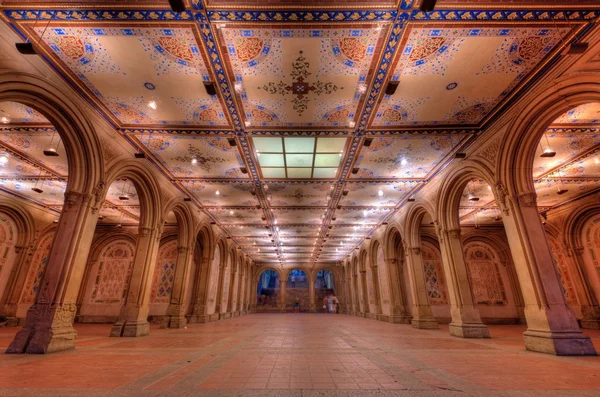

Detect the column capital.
xmin=446 ymin=228 xmax=461 ymax=239
xmin=517 ymin=191 xmax=537 ymax=207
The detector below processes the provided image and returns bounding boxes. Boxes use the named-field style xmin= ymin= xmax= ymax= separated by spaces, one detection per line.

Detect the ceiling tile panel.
xmin=373 ymin=26 xmax=567 ymax=128
xmin=138 ymin=135 xmax=246 ymax=179
xmin=34 ymin=26 xmax=230 ymax=128
xmin=220 ymin=27 xmax=383 ymax=128
xmin=352 ymin=135 xmax=457 ymax=179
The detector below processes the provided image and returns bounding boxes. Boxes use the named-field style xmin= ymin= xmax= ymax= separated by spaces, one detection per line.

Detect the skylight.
xmin=252 ymin=137 xmax=347 ymax=179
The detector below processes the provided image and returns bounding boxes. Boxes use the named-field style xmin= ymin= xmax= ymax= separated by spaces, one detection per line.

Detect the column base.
xmin=580 ymin=318 xmax=600 ymax=330
xmin=1 ymin=317 xmax=21 ymax=327
xmin=366 ymin=313 xmax=378 ymax=320
xmin=412 ymin=317 xmax=439 ymax=329
xmin=6 ymin=303 xmax=78 ymax=354
xmin=219 ymin=312 xmax=231 ymax=320
xmin=523 ymin=329 xmax=597 ymax=356
xmin=110 ymin=321 xmax=149 ymax=337
xmin=209 ymin=313 xmax=220 ymax=322
xmin=161 ymin=316 xmax=187 ymax=329
xmin=449 ymin=322 xmax=490 ymax=338
xmin=187 ymin=314 xmax=210 ymax=323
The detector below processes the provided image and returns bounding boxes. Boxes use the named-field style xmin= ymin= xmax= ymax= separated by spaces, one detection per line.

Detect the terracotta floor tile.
xmin=0 ymin=315 xmax=597 ymax=395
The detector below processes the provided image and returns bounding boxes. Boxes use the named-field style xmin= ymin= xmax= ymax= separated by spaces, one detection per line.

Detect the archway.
xmin=256 ymin=269 xmax=280 ymax=312
xmin=315 ymin=269 xmax=336 ymax=313
xmin=286 ymin=269 xmax=309 ymax=312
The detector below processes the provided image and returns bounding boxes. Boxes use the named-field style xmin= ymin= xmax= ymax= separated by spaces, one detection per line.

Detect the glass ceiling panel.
xmin=316 ymin=137 xmax=346 ymax=153
xmin=284 ymin=137 xmax=315 ymax=153
xmin=254 ymin=137 xmax=283 ymax=153
xmin=262 ymin=168 xmax=286 ymax=178
xmin=252 ymin=137 xmax=347 ymax=180
xmin=258 ymin=153 xmax=285 ymax=167
xmin=286 ymin=153 xmax=313 ymax=167
xmin=287 ymin=168 xmax=312 ymax=178
xmin=314 ymin=153 xmax=341 ymax=167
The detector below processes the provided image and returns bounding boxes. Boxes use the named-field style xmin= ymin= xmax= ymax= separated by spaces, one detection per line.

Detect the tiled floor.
xmin=0 ymin=314 xmax=599 ymax=396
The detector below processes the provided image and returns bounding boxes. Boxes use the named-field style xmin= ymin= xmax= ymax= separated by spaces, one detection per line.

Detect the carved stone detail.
xmin=479 ymin=137 xmax=501 ymax=164
xmin=518 ymin=191 xmax=538 ymax=207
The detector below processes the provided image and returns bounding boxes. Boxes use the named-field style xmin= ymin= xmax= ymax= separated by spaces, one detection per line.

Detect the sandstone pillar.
xmin=214 ymin=263 xmax=226 ymax=321
xmin=359 ymin=270 xmax=369 ymax=317
xmin=7 ymin=191 xmax=100 ymax=353
xmin=566 ymin=245 xmax=600 ymax=329
xmin=402 ymin=250 xmax=438 ymax=329
xmin=162 ymin=245 xmax=193 ymax=329
xmin=500 ymin=190 xmax=595 ymax=355
xmin=436 ymin=226 xmax=490 ymax=338
xmin=309 ymin=279 xmax=316 ymax=312
xmin=369 ymin=264 xmax=382 ymax=320
xmin=189 ymin=257 xmax=211 ymax=323
xmin=279 ymin=279 xmax=287 ymax=313
xmin=110 ymin=226 xmax=161 ymax=337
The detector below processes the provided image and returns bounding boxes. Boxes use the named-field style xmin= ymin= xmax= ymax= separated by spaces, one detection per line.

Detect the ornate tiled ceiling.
xmin=1 ymin=1 xmax=599 ymax=264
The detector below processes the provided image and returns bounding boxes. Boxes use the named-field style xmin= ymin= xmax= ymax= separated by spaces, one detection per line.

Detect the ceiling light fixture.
xmin=215 ymin=190 xmax=220 ymax=195
xmin=244 ymin=120 xmax=251 ymax=127
xmin=168 ymin=0 xmax=186 ymax=13
xmin=455 ymin=153 xmax=467 ymax=159
xmin=348 ymin=120 xmax=356 ymax=128
xmin=0 ymin=156 xmax=7 ymax=165
xmin=419 ymin=0 xmax=437 ymax=12
xmin=400 ymin=158 xmax=408 ymax=166
xmin=378 ymin=189 xmax=384 ymax=197
xmin=0 ymin=116 xmax=10 ymax=124
xmin=385 ymin=81 xmax=400 ymax=96
xmin=191 ymin=158 xmax=198 ymax=165
xmin=16 ymin=42 xmax=37 ymax=55
xmin=147 ymin=100 xmax=158 ymax=110
xmin=203 ymin=81 xmax=217 ymax=96
xmin=567 ymin=42 xmax=589 ymax=55
xmin=234 ymin=81 xmax=243 ymax=92
xmin=363 ymin=138 xmax=373 ymax=147
xmin=352 ymin=167 xmax=359 ymax=174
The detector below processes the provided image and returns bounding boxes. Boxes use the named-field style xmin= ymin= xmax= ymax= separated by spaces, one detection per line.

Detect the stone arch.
xmin=0 ymin=72 xmax=103 ymax=195
xmin=498 ymin=75 xmax=600 ymax=198
xmin=104 ymin=161 xmax=163 ymax=230
xmin=255 ymin=266 xmax=283 ymax=312
xmin=403 ymin=203 xmax=436 ymax=250
xmin=0 ymin=204 xmax=35 ymax=251
xmin=436 ymin=160 xmax=496 ymax=231
xmin=163 ymin=200 xmax=195 ymax=249
xmin=186 ymin=222 xmax=215 ymax=321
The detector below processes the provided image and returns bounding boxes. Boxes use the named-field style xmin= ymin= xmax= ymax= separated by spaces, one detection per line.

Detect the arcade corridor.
xmin=0 ymin=314 xmax=599 ymax=396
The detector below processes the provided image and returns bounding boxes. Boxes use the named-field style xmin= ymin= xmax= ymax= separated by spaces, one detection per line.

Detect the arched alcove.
xmin=286 ymin=269 xmax=309 ymax=312
xmin=256 ymin=269 xmax=280 ymax=312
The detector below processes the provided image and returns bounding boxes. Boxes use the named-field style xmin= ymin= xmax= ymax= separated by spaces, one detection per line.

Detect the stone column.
xmin=360 ymin=270 xmax=370 ymax=317
xmin=237 ymin=270 xmax=245 ymax=315
xmin=369 ymin=264 xmax=382 ymax=320
xmin=279 ymin=279 xmax=287 ymax=313
xmin=1 ymin=244 xmax=35 ymax=325
xmin=566 ymin=245 xmax=600 ymax=329
xmin=214 ymin=263 xmax=226 ymax=321
xmin=189 ymin=257 xmax=211 ymax=323
xmin=436 ymin=225 xmax=490 ymax=338
xmin=309 ymin=279 xmax=316 ymax=313
xmin=352 ymin=274 xmax=360 ymax=315
xmin=162 ymin=245 xmax=193 ymax=329
xmin=7 ymin=191 xmax=100 ymax=353
xmin=403 ymin=249 xmax=438 ymax=329
xmin=500 ymin=190 xmax=595 ymax=355
xmin=110 ymin=226 xmax=161 ymax=337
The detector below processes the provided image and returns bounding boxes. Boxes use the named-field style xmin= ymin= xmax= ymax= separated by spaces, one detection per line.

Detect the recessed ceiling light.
xmin=147 ymin=100 xmax=158 ymax=110
xmin=191 ymin=158 xmax=197 ymax=165
xmin=215 ymin=190 xmax=220 ymax=196
xmin=400 ymin=158 xmax=408 ymax=166
xmin=0 ymin=116 xmax=10 ymax=124
xmin=378 ymin=189 xmax=383 ymax=197
xmin=229 ymin=210 xmax=234 ymax=215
